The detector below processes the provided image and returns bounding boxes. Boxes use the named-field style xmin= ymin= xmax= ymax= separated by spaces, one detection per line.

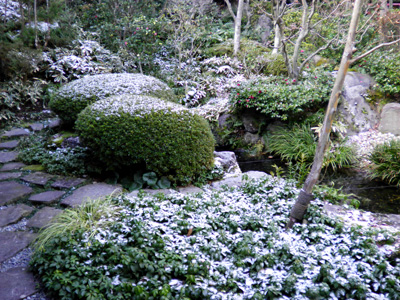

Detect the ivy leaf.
xmin=143 ymin=172 xmax=158 ymax=187
xmin=157 ymin=176 xmax=171 ymax=189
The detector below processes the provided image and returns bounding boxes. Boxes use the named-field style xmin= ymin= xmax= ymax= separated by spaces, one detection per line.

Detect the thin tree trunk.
xmin=272 ymin=23 xmax=282 ymax=54
xmin=287 ymin=0 xmax=364 ymax=229
xmin=34 ymin=0 xmax=38 ymax=48
xmin=233 ymin=0 xmax=244 ymax=57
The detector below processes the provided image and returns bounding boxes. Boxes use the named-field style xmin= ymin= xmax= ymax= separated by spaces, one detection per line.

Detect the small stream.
xmin=238 ymin=158 xmax=400 ymax=214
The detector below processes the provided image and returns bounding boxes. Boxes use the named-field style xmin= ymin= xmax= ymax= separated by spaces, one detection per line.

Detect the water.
xmin=238 ymin=158 xmax=400 ymax=214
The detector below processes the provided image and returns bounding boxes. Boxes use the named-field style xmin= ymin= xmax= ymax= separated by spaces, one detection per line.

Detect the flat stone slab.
xmin=51 ymin=177 xmax=86 ymax=189
xmin=61 ymin=183 xmax=123 ymax=207
xmin=0 ymin=267 xmax=37 ymax=300
xmin=47 ymin=118 xmax=61 ymax=129
xmin=1 ymin=128 xmax=30 ymax=138
xmin=0 ymin=172 xmax=22 ymax=181
xmin=0 ymin=162 xmax=25 ymax=172
xmin=0 ymin=204 xmax=33 ymax=227
xmin=29 ymin=190 xmax=65 ymax=204
xmin=211 ymin=171 xmax=269 ymax=189
xmin=0 ymin=182 xmax=33 ymax=206
xmin=0 ymin=140 xmax=19 ymax=149
xmin=0 ymin=231 xmax=37 ymax=263
xmin=21 ymin=172 xmax=54 ymax=186
xmin=0 ymin=151 xmax=19 ymax=163
xmin=178 ymin=186 xmax=204 ymax=194
xmin=27 ymin=207 xmax=63 ymax=229
xmin=29 ymin=123 xmax=44 ymax=131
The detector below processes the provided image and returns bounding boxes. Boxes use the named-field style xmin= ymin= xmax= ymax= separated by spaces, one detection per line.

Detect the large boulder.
xmin=337 ymin=72 xmax=379 ymax=134
xmin=76 ymin=95 xmax=215 ymax=184
xmin=379 ymin=103 xmax=400 ymax=135
xmin=49 ymin=73 xmax=177 ymax=125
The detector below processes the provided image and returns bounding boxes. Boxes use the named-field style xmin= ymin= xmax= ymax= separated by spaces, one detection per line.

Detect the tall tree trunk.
xmin=272 ymin=23 xmax=282 ymax=54
xmin=287 ymin=0 xmax=364 ymax=229
xmin=233 ymin=0 xmax=244 ymax=57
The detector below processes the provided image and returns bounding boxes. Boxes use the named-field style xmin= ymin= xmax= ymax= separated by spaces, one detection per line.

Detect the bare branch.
xmin=299 ymin=36 xmax=337 ymax=71
xmin=224 ymin=0 xmax=236 ymax=21
xmin=350 ymin=38 xmax=400 ymax=64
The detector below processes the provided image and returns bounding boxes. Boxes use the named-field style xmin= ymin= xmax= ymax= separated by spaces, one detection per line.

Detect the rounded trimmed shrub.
xmin=75 ymin=95 xmax=215 ymax=183
xmin=49 ymin=73 xmax=177 ymax=125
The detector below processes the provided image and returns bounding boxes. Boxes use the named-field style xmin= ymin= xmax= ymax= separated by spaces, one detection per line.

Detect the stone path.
xmin=0 ymin=122 xmax=122 ymax=300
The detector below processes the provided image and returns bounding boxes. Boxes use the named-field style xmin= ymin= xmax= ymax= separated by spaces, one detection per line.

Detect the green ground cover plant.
xmin=369 ymin=139 xmax=400 ymax=187
xmin=76 ymin=95 xmax=215 ymax=185
xmin=31 ymin=176 xmax=400 ymax=299
xmin=231 ymin=70 xmax=335 ymax=120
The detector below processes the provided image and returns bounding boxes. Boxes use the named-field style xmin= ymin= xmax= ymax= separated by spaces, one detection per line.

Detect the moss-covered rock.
xmin=49 ymin=73 xmax=177 ymax=125
xmin=75 ymin=95 xmax=215 ymax=184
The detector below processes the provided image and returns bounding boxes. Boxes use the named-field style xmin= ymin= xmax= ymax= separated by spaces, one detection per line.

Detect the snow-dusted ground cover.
xmin=0 ymin=0 xmax=21 ymax=21
xmin=31 ymin=176 xmax=400 ymax=299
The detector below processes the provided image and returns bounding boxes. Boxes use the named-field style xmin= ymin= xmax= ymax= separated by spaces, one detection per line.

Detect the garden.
xmin=0 ymin=0 xmax=400 ymax=299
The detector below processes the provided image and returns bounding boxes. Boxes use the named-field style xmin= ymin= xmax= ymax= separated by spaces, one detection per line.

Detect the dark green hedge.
xmin=49 ymin=73 xmax=177 ymax=126
xmin=75 ymin=95 xmax=215 ymax=184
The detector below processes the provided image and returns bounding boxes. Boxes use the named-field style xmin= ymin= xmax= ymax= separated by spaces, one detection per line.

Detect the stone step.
xmin=0 ymin=172 xmax=22 ymax=181
xmin=0 ymin=182 xmax=33 ymax=206
xmin=51 ymin=176 xmax=86 ymax=189
xmin=0 ymin=140 xmax=19 ymax=149
xmin=28 ymin=191 xmax=65 ymax=204
xmin=0 ymin=232 xmax=37 ymax=264
xmin=1 ymin=128 xmax=30 ymax=138
xmin=27 ymin=207 xmax=63 ymax=229
xmin=61 ymin=183 xmax=123 ymax=207
xmin=29 ymin=123 xmax=44 ymax=132
xmin=0 ymin=162 xmax=25 ymax=172
xmin=0 ymin=267 xmax=37 ymax=300
xmin=0 ymin=151 xmax=19 ymax=163
xmin=21 ymin=172 xmax=54 ymax=186
xmin=0 ymin=204 xmax=33 ymax=227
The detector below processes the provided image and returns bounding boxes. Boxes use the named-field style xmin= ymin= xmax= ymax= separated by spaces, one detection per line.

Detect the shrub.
xmin=369 ymin=139 xmax=400 ymax=186
xmin=31 ymin=176 xmax=400 ymax=300
xmin=49 ymin=73 xmax=177 ymax=125
xmin=231 ymin=70 xmax=335 ymax=120
xmin=75 ymin=95 xmax=215 ymax=184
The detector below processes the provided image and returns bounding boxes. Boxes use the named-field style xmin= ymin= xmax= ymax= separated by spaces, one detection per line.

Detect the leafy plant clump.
xmin=76 ymin=95 xmax=215 ymax=185
xmin=31 ymin=176 xmax=400 ymax=300
xmin=231 ymin=70 xmax=335 ymax=120
xmin=49 ymin=73 xmax=177 ymax=125
xmin=369 ymin=139 xmax=400 ymax=187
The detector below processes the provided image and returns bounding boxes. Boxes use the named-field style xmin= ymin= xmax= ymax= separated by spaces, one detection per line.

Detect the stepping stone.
xmin=0 ymin=151 xmax=19 ymax=163
xmin=27 ymin=207 xmax=63 ymax=229
xmin=21 ymin=172 xmax=54 ymax=186
xmin=1 ymin=128 xmax=30 ymax=138
xmin=210 ymin=171 xmax=269 ymax=189
xmin=0 ymin=172 xmax=22 ymax=181
xmin=0 ymin=140 xmax=18 ymax=149
xmin=47 ymin=118 xmax=61 ymax=129
xmin=29 ymin=190 xmax=65 ymax=204
xmin=0 ymin=267 xmax=37 ymax=300
xmin=0 ymin=231 xmax=37 ymax=263
xmin=29 ymin=123 xmax=44 ymax=131
xmin=0 ymin=182 xmax=33 ymax=206
xmin=0 ymin=162 xmax=25 ymax=172
xmin=61 ymin=183 xmax=123 ymax=207
xmin=51 ymin=176 xmax=86 ymax=189
xmin=0 ymin=204 xmax=33 ymax=227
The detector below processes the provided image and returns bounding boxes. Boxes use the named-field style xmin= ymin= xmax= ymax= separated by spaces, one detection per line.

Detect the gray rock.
xmin=178 ymin=186 xmax=204 ymax=194
xmin=0 ymin=162 xmax=25 ymax=172
xmin=256 ymin=14 xmax=273 ymax=44
xmin=379 ymin=103 xmax=400 ymax=135
xmin=214 ymin=151 xmax=242 ymax=177
xmin=127 ymin=189 xmax=175 ymax=198
xmin=29 ymin=123 xmax=44 ymax=132
xmin=0 ymin=172 xmax=22 ymax=181
xmin=0 ymin=182 xmax=33 ymax=206
xmin=243 ymin=132 xmax=261 ymax=145
xmin=211 ymin=171 xmax=269 ymax=189
xmin=0 ymin=204 xmax=33 ymax=227
xmin=218 ymin=113 xmax=233 ymax=129
xmin=1 ymin=128 xmax=30 ymax=138
xmin=337 ymin=72 xmax=379 ymax=134
xmin=244 ymin=171 xmax=269 ymax=181
xmin=0 ymin=267 xmax=37 ymax=300
xmin=0 ymin=140 xmax=19 ymax=149
xmin=27 ymin=207 xmax=63 ymax=229
xmin=51 ymin=177 xmax=86 ymax=189
xmin=21 ymin=172 xmax=54 ymax=186
xmin=47 ymin=118 xmax=61 ymax=129
xmin=29 ymin=191 xmax=65 ymax=204
xmin=0 ymin=232 xmax=37 ymax=263
xmin=61 ymin=183 xmax=123 ymax=207
xmin=0 ymin=151 xmax=19 ymax=163
xmin=241 ymin=110 xmax=265 ymax=133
